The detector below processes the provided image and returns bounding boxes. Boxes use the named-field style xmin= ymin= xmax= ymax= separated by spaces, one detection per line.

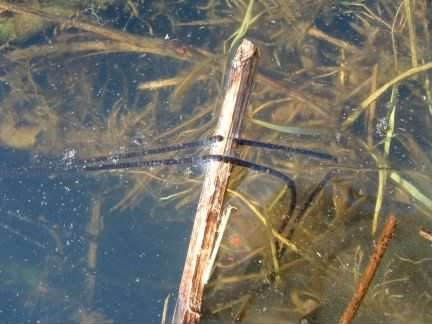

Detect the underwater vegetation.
xmin=0 ymin=0 xmax=431 ymax=323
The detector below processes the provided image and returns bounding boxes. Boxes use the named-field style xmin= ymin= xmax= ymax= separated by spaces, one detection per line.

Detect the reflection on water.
xmin=0 ymin=0 xmax=432 ymax=323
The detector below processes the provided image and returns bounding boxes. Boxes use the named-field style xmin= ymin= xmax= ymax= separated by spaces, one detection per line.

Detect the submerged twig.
xmin=307 ymin=26 xmax=359 ymax=53
xmin=339 ymin=215 xmax=397 ymax=324
xmin=0 ymin=1 xmax=207 ymax=62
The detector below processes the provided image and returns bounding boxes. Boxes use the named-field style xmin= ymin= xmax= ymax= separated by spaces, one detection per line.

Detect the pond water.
xmin=0 ymin=0 xmax=431 ymax=323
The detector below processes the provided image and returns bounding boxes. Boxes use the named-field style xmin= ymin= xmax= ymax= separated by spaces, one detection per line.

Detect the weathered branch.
xmin=173 ymin=39 xmax=258 ymax=324
xmin=339 ymin=215 xmax=397 ymax=324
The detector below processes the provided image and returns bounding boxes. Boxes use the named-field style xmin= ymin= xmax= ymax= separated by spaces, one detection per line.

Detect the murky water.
xmin=0 ymin=1 xmax=431 ymax=323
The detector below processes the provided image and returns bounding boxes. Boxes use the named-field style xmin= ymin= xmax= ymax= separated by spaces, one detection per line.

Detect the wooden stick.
xmin=339 ymin=215 xmax=397 ymax=324
xmin=202 ymin=205 xmax=236 ymax=285
xmin=172 ymin=39 xmax=258 ymax=324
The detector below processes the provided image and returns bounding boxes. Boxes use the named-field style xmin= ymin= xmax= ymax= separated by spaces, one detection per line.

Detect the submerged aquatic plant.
xmin=0 ymin=0 xmax=431 ymax=323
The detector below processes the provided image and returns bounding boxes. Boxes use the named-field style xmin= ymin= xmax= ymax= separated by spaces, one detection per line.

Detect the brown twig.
xmin=338 ymin=215 xmax=397 ymax=324
xmin=0 ymin=1 xmax=208 ymax=62
xmin=307 ymin=26 xmax=359 ymax=53
xmin=172 ymin=39 xmax=258 ymax=324
xmin=0 ymin=1 xmax=326 ymax=103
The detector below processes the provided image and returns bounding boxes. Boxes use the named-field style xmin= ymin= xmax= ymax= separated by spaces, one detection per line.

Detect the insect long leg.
xmin=83 ymin=154 xmax=298 ymax=216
